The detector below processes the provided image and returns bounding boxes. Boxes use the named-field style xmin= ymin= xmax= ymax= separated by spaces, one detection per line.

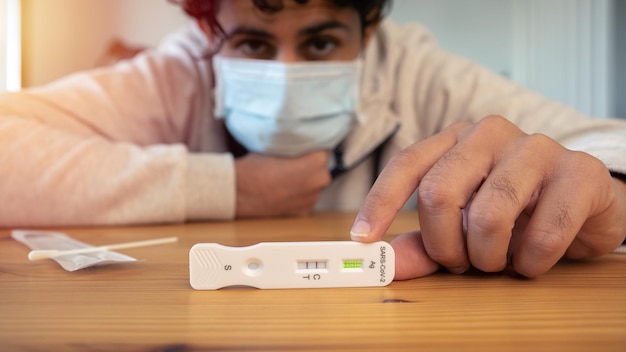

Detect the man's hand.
xmin=350 ymin=115 xmax=626 ymax=280
xmin=235 ymin=151 xmax=331 ymax=217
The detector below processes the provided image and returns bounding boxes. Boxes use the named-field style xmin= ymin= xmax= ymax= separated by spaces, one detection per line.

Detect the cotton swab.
xmin=27 ymin=236 xmax=178 ymax=261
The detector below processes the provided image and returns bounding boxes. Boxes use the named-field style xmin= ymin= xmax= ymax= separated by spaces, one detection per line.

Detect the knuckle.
xmin=551 ymin=203 xmax=574 ymax=231
xmin=467 ymin=204 xmax=510 ymax=237
xmin=516 ymin=135 xmax=610 ymax=184
xmin=465 ymin=205 xmax=513 ymax=273
xmin=488 ymin=171 xmax=521 ymax=207
xmin=476 ymin=114 xmax=513 ymax=132
xmin=305 ymin=165 xmax=331 ymax=189
xmin=318 ymin=171 xmax=332 ymax=187
xmin=513 ymin=235 xmax=562 ymax=277
xmin=521 ymin=133 xmax=557 ymax=152
xmin=566 ymin=151 xmax=608 ymax=179
xmin=417 ymin=151 xmax=466 ymax=209
xmin=437 ymin=149 xmax=466 ymax=168
xmin=430 ymin=150 xmax=467 ymax=179
xmin=526 ymin=226 xmax=567 ymax=259
xmin=481 ymin=114 xmax=508 ymax=125
xmin=418 ymin=177 xmax=454 ymax=210
xmin=533 ymin=205 xmax=572 ymax=254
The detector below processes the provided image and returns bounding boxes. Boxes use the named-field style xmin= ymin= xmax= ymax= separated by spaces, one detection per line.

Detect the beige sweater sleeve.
xmin=0 ymin=24 xmax=235 ymax=227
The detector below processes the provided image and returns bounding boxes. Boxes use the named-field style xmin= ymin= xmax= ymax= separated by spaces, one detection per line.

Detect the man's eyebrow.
xmin=223 ymin=20 xmax=349 ymax=40
xmin=298 ymin=20 xmax=351 ymax=37
xmin=224 ymin=26 xmax=275 ymax=40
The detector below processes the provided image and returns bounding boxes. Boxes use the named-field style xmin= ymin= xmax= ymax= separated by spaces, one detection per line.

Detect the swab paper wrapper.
xmin=12 ymin=230 xmax=137 ymax=271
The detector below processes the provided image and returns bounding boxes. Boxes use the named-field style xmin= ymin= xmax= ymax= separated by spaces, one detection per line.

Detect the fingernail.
xmin=350 ymin=220 xmax=370 ymax=240
xmin=448 ymin=267 xmax=468 ymax=275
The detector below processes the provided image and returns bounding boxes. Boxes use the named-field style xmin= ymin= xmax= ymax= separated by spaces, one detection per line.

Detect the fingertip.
xmin=510 ymin=256 xmax=546 ymax=278
xmin=350 ymin=219 xmax=371 ymax=242
xmin=351 ymin=199 xmax=399 ymax=243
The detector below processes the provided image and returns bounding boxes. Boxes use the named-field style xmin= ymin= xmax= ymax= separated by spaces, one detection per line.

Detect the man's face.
xmin=208 ymin=0 xmax=369 ymax=62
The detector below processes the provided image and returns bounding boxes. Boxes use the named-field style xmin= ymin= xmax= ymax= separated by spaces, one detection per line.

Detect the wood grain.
xmin=1 ymin=211 xmax=624 ymax=351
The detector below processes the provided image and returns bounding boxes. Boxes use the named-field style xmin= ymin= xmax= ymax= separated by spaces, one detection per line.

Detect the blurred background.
xmin=0 ymin=0 xmax=624 ymax=118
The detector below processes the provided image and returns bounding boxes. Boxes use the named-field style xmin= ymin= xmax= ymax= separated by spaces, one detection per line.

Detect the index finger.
xmin=351 ymin=122 xmax=469 ymax=242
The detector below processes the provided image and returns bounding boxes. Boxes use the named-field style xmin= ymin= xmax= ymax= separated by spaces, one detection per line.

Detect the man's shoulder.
xmin=375 ymin=20 xmax=438 ymax=48
xmin=362 ymin=19 xmax=441 ymax=86
xmin=155 ymin=21 xmax=210 ymax=61
xmin=364 ymin=19 xmax=440 ymax=70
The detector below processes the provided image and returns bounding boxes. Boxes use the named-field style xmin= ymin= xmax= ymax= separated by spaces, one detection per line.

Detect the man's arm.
xmin=351 ymin=21 xmax=626 ymax=278
xmin=0 ymin=25 xmax=236 ymax=227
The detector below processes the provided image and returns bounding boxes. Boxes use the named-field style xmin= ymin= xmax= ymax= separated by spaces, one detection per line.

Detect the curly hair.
xmin=170 ymin=0 xmax=391 ymax=37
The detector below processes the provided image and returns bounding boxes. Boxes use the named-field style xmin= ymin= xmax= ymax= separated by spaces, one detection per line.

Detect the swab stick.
xmin=28 ymin=236 xmax=178 ymax=261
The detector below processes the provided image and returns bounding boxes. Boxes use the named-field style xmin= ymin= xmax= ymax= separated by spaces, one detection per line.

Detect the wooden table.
xmin=1 ymin=211 xmax=625 ymax=351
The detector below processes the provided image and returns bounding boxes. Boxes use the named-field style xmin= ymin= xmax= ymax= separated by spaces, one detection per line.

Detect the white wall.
xmin=614 ymin=0 xmax=626 ymax=118
xmin=513 ymin=0 xmax=613 ymax=118
xmin=389 ymin=0 xmax=514 ymax=78
xmin=21 ymin=0 xmax=188 ymax=87
xmin=0 ymin=0 xmax=20 ymax=92
xmin=389 ymin=0 xmax=617 ymax=118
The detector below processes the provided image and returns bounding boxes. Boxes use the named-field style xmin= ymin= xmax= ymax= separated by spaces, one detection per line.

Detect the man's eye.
xmin=305 ymin=38 xmax=338 ymax=58
xmin=237 ymin=40 xmax=274 ymax=58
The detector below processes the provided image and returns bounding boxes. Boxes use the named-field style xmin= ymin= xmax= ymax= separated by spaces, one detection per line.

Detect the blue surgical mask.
xmin=212 ymin=55 xmax=363 ymax=157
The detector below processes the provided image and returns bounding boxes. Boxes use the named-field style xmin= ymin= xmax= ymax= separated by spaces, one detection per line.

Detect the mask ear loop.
xmin=202 ymin=18 xmax=228 ymax=119
xmin=354 ymin=55 xmax=367 ymax=125
xmin=195 ymin=18 xmax=226 ymax=115
xmin=211 ymin=55 xmax=227 ymax=120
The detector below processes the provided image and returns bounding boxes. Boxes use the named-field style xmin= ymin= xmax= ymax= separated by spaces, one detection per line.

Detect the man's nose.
xmin=275 ymin=49 xmax=301 ymax=63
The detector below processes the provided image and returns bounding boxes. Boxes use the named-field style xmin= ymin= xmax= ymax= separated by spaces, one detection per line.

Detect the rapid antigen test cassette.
xmin=189 ymin=241 xmax=395 ymax=289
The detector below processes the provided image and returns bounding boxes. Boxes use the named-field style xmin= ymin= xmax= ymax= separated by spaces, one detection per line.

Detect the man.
xmin=0 ymin=0 xmax=624 ymax=280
